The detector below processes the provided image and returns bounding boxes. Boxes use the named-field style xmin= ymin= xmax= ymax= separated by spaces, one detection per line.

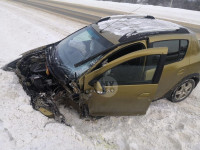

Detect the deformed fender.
xmin=21 ymin=44 xmax=50 ymax=57
xmin=2 ymin=57 xmax=21 ymax=71
xmin=2 ymin=42 xmax=58 ymax=71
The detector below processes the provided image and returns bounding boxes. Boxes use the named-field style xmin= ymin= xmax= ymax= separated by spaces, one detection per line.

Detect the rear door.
xmin=149 ymin=36 xmax=190 ymax=99
xmin=83 ymin=48 xmax=168 ymax=116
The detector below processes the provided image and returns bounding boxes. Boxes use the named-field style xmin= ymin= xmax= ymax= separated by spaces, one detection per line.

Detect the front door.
xmin=84 ymin=48 xmax=168 ymax=116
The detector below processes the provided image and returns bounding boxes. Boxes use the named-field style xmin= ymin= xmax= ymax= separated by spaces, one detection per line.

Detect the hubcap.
xmin=174 ymin=81 xmax=193 ymax=101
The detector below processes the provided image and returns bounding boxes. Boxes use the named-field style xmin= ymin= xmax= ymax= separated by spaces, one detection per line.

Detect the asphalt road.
xmin=10 ymin=0 xmax=200 ymax=38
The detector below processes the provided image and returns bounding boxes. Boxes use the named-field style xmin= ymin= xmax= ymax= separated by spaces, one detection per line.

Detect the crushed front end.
xmin=2 ymin=25 xmax=114 ymax=125
xmin=3 ymin=44 xmax=88 ymax=126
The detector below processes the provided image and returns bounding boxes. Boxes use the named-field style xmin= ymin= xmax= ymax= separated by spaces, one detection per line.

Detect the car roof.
xmin=92 ymin=15 xmax=190 ymax=44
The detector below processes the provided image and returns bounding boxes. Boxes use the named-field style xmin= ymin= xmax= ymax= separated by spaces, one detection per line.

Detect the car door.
xmin=83 ymin=48 xmax=168 ymax=116
xmin=149 ymin=36 xmax=190 ymax=99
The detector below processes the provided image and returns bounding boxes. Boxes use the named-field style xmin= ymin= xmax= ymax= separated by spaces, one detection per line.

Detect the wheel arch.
xmin=164 ymin=73 xmax=199 ymax=99
xmin=191 ymin=75 xmax=199 ymax=87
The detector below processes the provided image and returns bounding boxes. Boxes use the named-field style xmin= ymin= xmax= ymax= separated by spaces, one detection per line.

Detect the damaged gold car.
xmin=3 ymin=15 xmax=200 ymax=125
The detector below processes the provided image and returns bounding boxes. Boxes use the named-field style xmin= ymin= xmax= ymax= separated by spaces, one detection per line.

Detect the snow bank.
xmin=0 ymin=0 xmax=200 ymax=150
xmin=0 ymin=70 xmax=100 ymax=150
xmin=55 ymin=0 xmax=200 ymax=25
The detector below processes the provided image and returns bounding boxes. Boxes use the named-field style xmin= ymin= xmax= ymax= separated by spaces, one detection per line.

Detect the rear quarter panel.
xmin=187 ymin=36 xmax=200 ymax=76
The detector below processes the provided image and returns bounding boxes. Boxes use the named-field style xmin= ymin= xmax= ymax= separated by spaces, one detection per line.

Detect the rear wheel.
xmin=168 ymin=79 xmax=195 ymax=102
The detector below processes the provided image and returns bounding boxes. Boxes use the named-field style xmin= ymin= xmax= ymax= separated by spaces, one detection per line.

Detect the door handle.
xmin=138 ymin=93 xmax=151 ymax=100
xmin=177 ymin=69 xmax=184 ymax=75
xmin=138 ymin=93 xmax=150 ymax=99
xmin=138 ymin=93 xmax=150 ymax=97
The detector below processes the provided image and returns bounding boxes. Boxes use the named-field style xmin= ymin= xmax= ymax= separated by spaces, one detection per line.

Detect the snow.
xmin=55 ymin=0 xmax=200 ymax=26
xmin=0 ymin=0 xmax=200 ymax=150
xmin=98 ymin=16 xmax=181 ymax=36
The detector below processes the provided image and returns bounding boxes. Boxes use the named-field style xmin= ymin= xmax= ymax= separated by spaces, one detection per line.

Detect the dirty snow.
xmin=98 ymin=16 xmax=181 ymax=36
xmin=55 ymin=0 xmax=200 ymax=26
xmin=0 ymin=0 xmax=200 ymax=150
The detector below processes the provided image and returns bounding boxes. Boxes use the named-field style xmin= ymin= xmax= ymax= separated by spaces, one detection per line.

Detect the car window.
xmin=152 ymin=40 xmax=188 ymax=64
xmin=106 ymin=43 xmax=145 ymax=63
xmin=72 ymin=30 xmax=92 ymax=42
xmin=57 ymin=26 xmax=113 ymax=66
xmin=153 ymin=40 xmax=179 ymax=53
xmin=99 ymin=55 xmax=160 ymax=85
xmin=92 ymin=43 xmax=145 ymax=71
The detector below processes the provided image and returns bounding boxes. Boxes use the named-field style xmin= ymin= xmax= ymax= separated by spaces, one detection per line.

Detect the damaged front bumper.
xmin=2 ymin=45 xmax=89 ymax=126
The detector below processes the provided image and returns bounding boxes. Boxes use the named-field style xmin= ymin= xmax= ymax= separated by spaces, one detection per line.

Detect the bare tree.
xmin=100 ymin=0 xmax=200 ymax=11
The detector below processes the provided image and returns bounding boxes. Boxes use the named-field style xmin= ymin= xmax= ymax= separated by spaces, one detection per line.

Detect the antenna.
xmin=99 ymin=5 xmax=143 ymax=33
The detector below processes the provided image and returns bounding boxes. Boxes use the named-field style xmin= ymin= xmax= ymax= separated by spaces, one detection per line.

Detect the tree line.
xmin=100 ymin=0 xmax=200 ymax=11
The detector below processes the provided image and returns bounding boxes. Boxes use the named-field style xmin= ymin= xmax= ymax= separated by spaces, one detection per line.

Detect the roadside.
xmin=53 ymin=0 xmax=200 ymax=26
xmin=10 ymin=0 xmax=200 ymax=39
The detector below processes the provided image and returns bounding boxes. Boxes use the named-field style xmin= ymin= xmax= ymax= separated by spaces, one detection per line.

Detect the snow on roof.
xmin=98 ymin=16 xmax=182 ymax=37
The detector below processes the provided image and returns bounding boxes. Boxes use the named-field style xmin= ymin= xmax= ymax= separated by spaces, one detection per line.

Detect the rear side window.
xmin=152 ymin=40 xmax=188 ymax=64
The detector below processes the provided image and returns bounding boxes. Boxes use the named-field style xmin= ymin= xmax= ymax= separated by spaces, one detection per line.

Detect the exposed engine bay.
xmin=3 ymin=46 xmax=90 ymax=126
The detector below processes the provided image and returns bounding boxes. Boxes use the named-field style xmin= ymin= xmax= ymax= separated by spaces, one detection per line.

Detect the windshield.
xmin=56 ymin=26 xmax=113 ymax=78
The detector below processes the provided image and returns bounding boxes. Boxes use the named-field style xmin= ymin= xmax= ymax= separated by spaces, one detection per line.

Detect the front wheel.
xmin=168 ymin=79 xmax=195 ymax=102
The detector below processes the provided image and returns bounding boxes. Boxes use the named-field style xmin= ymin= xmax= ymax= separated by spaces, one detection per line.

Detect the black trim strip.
xmin=119 ymin=28 xmax=189 ymax=43
xmin=152 ymin=55 xmax=167 ymax=84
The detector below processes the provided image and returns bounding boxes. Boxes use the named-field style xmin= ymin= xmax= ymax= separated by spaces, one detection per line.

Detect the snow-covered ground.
xmin=0 ymin=0 xmax=200 ymax=150
xmin=55 ymin=0 xmax=200 ymax=25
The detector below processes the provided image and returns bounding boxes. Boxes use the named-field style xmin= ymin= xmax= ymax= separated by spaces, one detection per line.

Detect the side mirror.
xmin=93 ymin=81 xmax=105 ymax=94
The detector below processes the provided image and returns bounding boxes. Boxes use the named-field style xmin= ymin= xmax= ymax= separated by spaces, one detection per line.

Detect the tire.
xmin=168 ymin=79 xmax=195 ymax=102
